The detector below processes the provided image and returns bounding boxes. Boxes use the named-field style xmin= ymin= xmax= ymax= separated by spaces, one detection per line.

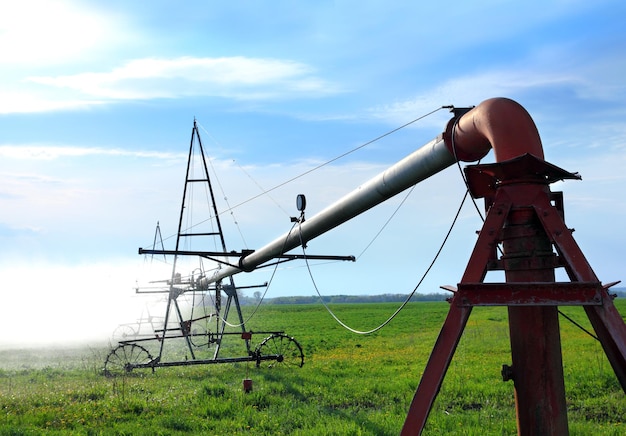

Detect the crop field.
xmin=1 ymin=299 xmax=625 ymax=435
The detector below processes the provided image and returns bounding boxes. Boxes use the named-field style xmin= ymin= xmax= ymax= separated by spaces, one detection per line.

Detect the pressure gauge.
xmin=296 ymin=194 xmax=306 ymax=212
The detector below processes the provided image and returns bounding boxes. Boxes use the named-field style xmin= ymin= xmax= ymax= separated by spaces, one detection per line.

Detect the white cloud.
xmin=367 ymin=69 xmax=582 ymax=126
xmin=0 ymin=89 xmax=105 ymax=114
xmin=0 ymin=144 xmax=187 ymax=247
xmin=367 ymin=41 xmax=626 ymax=127
xmin=0 ymin=0 xmax=122 ymax=66
xmin=0 ymin=0 xmax=130 ymax=114
xmin=0 ymin=145 xmax=185 ymax=161
xmin=26 ymin=56 xmax=343 ymax=102
xmin=0 ymin=56 xmax=342 ymax=114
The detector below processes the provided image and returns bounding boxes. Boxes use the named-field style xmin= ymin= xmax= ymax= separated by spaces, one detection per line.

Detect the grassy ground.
xmin=1 ymin=299 xmax=624 ymax=435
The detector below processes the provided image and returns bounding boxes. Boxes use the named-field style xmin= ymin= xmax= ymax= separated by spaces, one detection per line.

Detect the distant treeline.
xmin=240 ymin=293 xmax=450 ymax=305
xmin=240 ymin=288 xmax=626 ymax=305
xmin=612 ymin=288 xmax=626 ymax=298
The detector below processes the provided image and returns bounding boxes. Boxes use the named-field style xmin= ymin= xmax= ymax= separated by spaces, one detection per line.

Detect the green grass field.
xmin=1 ymin=299 xmax=625 ymax=435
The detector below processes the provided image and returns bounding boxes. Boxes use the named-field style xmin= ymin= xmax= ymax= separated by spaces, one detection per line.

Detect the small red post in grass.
xmin=243 ymin=378 xmax=253 ymax=393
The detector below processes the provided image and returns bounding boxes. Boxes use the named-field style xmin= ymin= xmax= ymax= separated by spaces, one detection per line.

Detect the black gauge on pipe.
xmin=296 ymin=194 xmax=306 ymax=212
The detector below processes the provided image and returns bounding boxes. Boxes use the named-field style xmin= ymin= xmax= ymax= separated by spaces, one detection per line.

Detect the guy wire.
xmin=207 ymin=106 xmax=448 ymax=218
xmin=356 ymin=183 xmax=417 ymax=260
xmin=298 ymin=188 xmax=470 ymax=335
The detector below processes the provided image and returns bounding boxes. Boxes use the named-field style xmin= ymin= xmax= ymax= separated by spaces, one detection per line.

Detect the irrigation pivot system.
xmin=104 ymin=121 xmax=353 ymax=377
xmin=193 ymin=97 xmax=626 ymax=435
xmin=105 ymin=98 xmax=625 ymax=434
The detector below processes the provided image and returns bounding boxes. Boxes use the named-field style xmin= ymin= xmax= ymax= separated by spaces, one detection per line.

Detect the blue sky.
xmin=1 ymin=0 xmax=625 ymax=345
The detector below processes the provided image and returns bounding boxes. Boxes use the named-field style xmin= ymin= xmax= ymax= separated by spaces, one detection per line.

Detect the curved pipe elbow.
xmin=444 ymin=97 xmax=544 ymax=163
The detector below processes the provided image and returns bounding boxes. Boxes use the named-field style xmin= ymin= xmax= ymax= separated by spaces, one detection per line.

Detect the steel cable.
xmin=298 ymin=188 xmax=470 ymax=335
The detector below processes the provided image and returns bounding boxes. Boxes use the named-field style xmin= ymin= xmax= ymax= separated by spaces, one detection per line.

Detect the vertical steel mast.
xmin=106 ymin=120 xmax=306 ymax=376
xmin=158 ymin=119 xmax=250 ymax=363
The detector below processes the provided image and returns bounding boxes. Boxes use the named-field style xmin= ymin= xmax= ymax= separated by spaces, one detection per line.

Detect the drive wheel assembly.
xmin=103 ymin=343 xmax=154 ymax=377
xmin=255 ymin=333 xmax=304 ymax=369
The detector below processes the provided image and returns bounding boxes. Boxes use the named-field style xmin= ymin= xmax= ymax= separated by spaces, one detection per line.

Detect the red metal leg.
xmin=401 ymin=300 xmax=472 ymax=435
xmin=584 ymin=298 xmax=626 ymax=391
xmin=534 ymin=190 xmax=626 ymax=391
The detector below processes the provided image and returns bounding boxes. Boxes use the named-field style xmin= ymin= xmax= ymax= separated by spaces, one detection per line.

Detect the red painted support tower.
xmin=401 ymin=99 xmax=626 ymax=435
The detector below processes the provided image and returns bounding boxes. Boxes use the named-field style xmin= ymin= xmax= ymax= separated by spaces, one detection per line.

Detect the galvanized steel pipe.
xmin=209 ymin=137 xmax=456 ymax=283
xmin=207 ymin=97 xmax=544 ymax=284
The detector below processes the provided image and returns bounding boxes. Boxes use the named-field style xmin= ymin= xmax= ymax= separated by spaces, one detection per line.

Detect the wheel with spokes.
xmin=112 ymin=324 xmax=138 ymax=342
xmin=103 ymin=344 xmax=154 ymax=377
xmin=255 ymin=333 xmax=304 ymax=369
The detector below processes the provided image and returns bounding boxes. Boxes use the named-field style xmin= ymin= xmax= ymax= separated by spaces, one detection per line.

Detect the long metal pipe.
xmin=209 ymin=137 xmax=455 ymax=283
xmin=207 ymin=97 xmax=543 ymax=284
